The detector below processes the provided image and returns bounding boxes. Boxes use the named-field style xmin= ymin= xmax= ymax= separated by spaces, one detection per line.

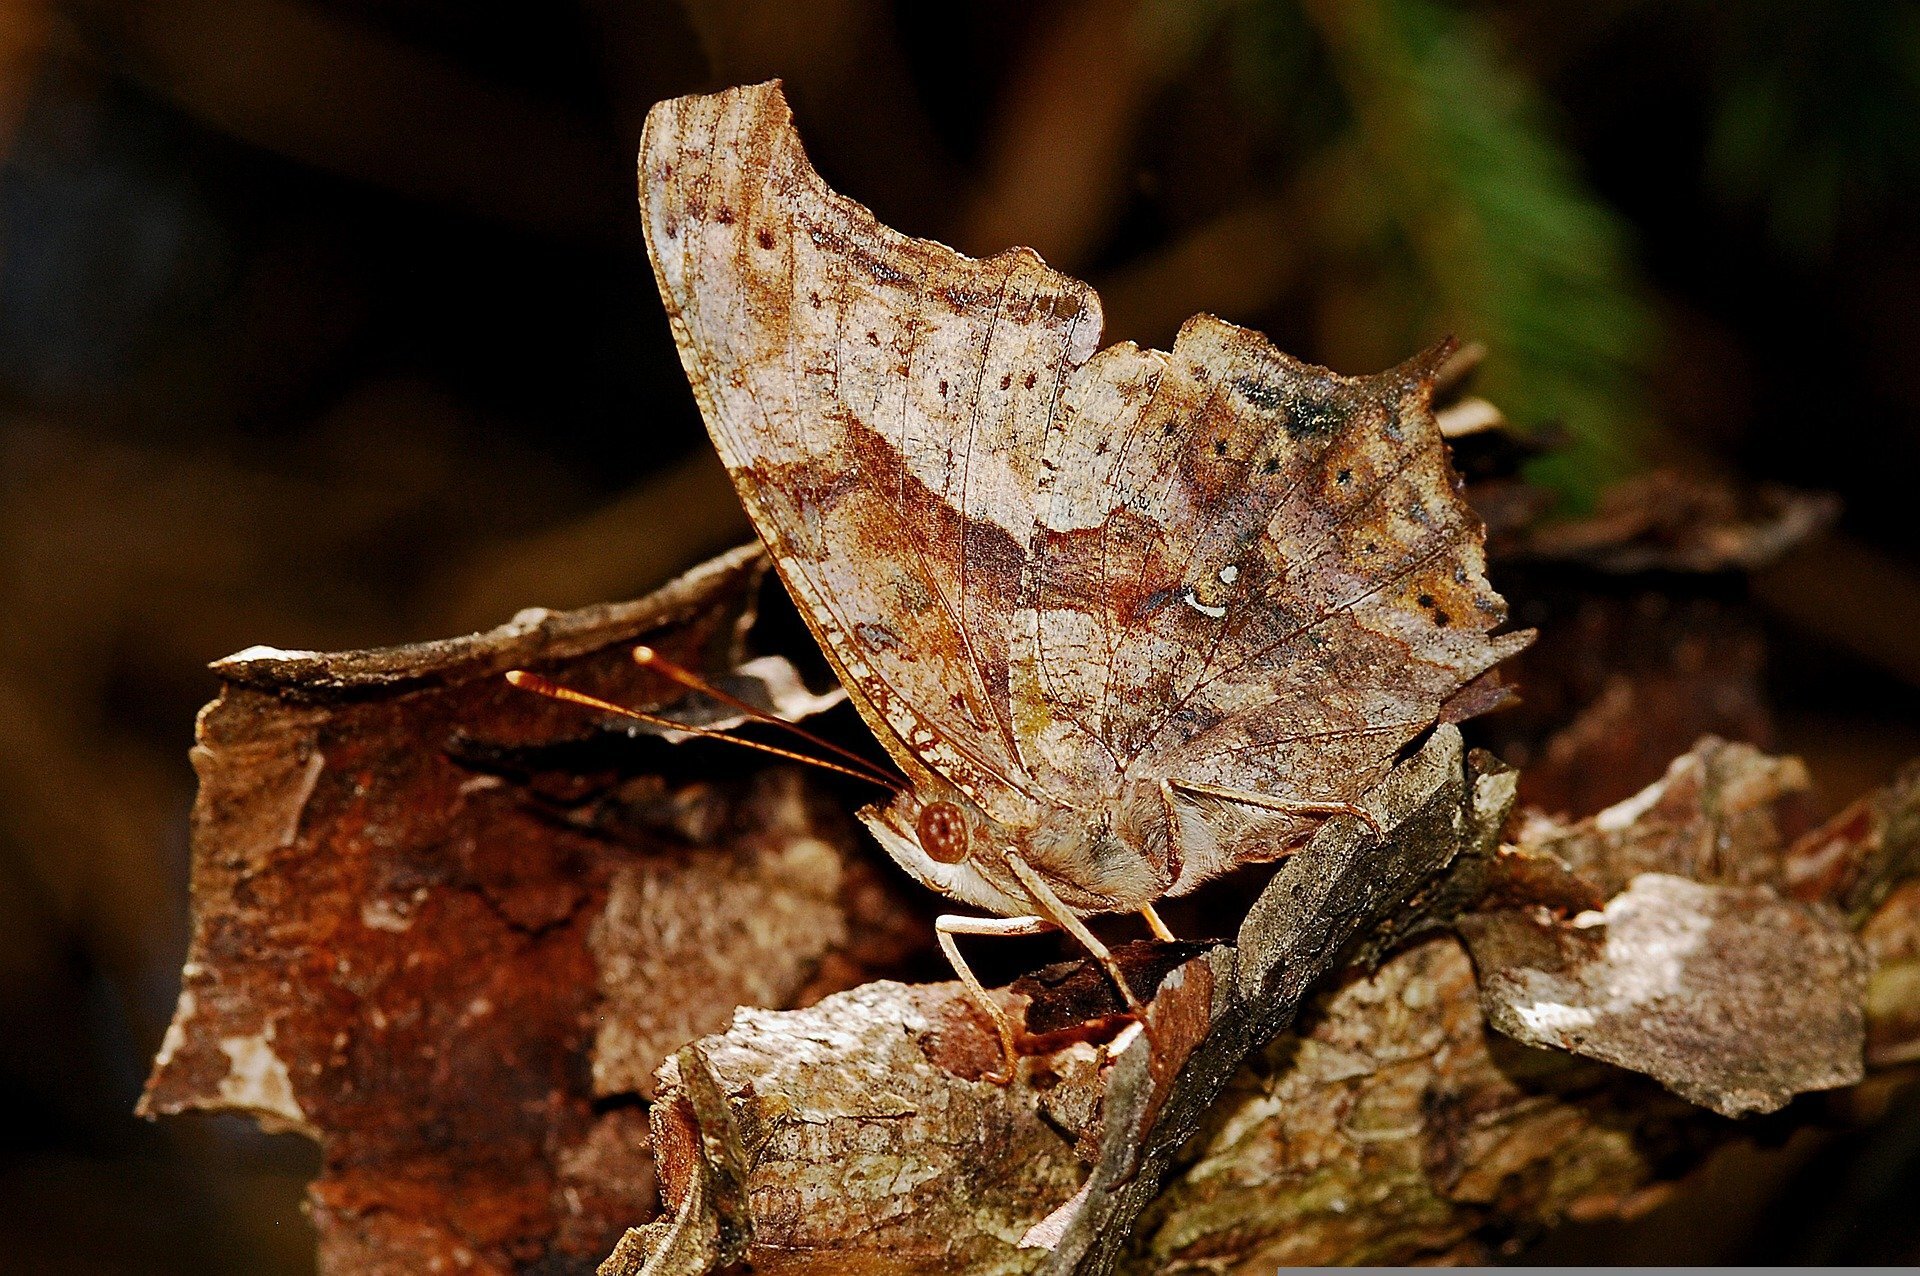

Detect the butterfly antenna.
xmin=630 ymin=645 xmax=901 ymax=788
xmin=504 ymin=670 xmax=903 ymax=791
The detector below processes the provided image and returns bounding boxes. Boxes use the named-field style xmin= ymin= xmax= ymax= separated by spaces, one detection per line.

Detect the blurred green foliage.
xmin=1235 ymin=0 xmax=1656 ymax=506
xmin=1707 ymin=0 xmax=1920 ymax=257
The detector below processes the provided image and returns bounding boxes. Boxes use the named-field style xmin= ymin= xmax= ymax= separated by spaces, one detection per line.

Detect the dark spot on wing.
xmin=1136 ymin=587 xmax=1176 ymax=618
xmin=1417 ymin=593 xmax=1435 ymax=608
xmin=715 ymin=205 xmax=735 ymax=225
xmin=1231 ymin=375 xmax=1286 ymax=412
xmin=1047 ymin=292 xmax=1084 ymax=322
xmin=1262 ymin=457 xmax=1280 ymax=475
xmin=1024 ymin=371 xmax=1038 ymax=390
xmin=755 ymin=228 xmax=775 ymax=249
xmin=1000 ymin=373 xmax=1013 ymax=391
xmin=1285 ymin=395 xmax=1347 ymax=440
xmin=1213 ymin=439 xmax=1229 ymax=457
xmin=1336 ymin=468 xmax=1352 ymax=484
xmin=855 ymin=622 xmax=901 ymax=651
xmin=857 ymin=250 xmax=911 ymax=285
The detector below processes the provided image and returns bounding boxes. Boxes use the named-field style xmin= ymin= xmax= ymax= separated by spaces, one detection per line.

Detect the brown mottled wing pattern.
xmin=641 ymin=82 xmax=1095 ymax=828
xmin=641 ymin=82 xmax=1528 ymax=880
xmin=1030 ymin=322 xmax=1531 ymax=879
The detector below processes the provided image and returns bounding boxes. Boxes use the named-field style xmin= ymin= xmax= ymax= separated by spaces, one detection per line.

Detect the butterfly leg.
xmin=934 ymin=913 xmax=1055 ymax=1084
xmin=1003 ymin=853 xmax=1146 ymax=1015
xmin=1140 ymin=902 xmax=1176 ymax=942
xmin=1166 ymin=777 xmax=1383 ymax=837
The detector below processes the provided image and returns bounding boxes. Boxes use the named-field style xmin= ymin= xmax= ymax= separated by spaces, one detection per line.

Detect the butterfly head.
xmin=915 ymin=801 xmax=971 ymax=864
xmin=859 ymin=782 xmax=1173 ymax=919
xmin=857 ymin=786 xmax=1040 ymax=916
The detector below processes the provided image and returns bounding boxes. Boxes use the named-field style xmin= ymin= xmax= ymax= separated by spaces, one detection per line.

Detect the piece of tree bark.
xmin=1462 ymin=875 xmax=1866 ymax=1117
xmin=139 ymin=545 xmax=928 ymax=1273
xmin=1461 ymin=737 xmax=1886 ymax=1116
xmin=1131 ymin=933 xmax=1696 ymax=1270
xmin=1135 ymin=749 xmax=1920 ymax=1269
xmin=1500 ymin=470 xmax=1839 ymax=576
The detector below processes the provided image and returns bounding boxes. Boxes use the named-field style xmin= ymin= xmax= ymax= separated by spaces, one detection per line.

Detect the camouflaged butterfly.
xmin=548 ymin=81 xmax=1530 ymax=1077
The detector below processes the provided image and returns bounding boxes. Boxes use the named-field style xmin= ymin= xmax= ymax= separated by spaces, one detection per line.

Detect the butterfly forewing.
xmin=642 ymin=86 xmax=1102 ymax=827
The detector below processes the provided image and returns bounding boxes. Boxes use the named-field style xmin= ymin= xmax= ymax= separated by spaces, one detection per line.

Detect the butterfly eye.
xmin=916 ymin=801 xmax=970 ymax=864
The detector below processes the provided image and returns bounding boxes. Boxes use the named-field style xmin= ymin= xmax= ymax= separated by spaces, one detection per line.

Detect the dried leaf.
xmin=1784 ymin=759 xmax=1920 ymax=919
xmin=1861 ymin=879 xmax=1920 ymax=1067
xmin=1485 ymin=593 xmax=1779 ymax=820
xmin=1459 ymin=463 xmax=1817 ymax=819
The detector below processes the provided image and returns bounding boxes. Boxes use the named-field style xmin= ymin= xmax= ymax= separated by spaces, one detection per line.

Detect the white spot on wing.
xmin=1183 ymin=588 xmax=1227 ymax=620
xmin=1218 ymin=564 xmax=1239 ymax=584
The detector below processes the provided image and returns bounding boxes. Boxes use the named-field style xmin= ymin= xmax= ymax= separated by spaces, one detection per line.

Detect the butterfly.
xmin=519 ymin=81 xmax=1531 ymax=1079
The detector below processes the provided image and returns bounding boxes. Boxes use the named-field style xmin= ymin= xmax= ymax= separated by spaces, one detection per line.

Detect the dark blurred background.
xmin=2 ymin=1 xmax=1918 ymax=1270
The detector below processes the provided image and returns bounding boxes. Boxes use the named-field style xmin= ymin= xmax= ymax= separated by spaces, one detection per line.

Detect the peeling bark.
xmin=1462 ymin=876 xmax=1865 ymax=1117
